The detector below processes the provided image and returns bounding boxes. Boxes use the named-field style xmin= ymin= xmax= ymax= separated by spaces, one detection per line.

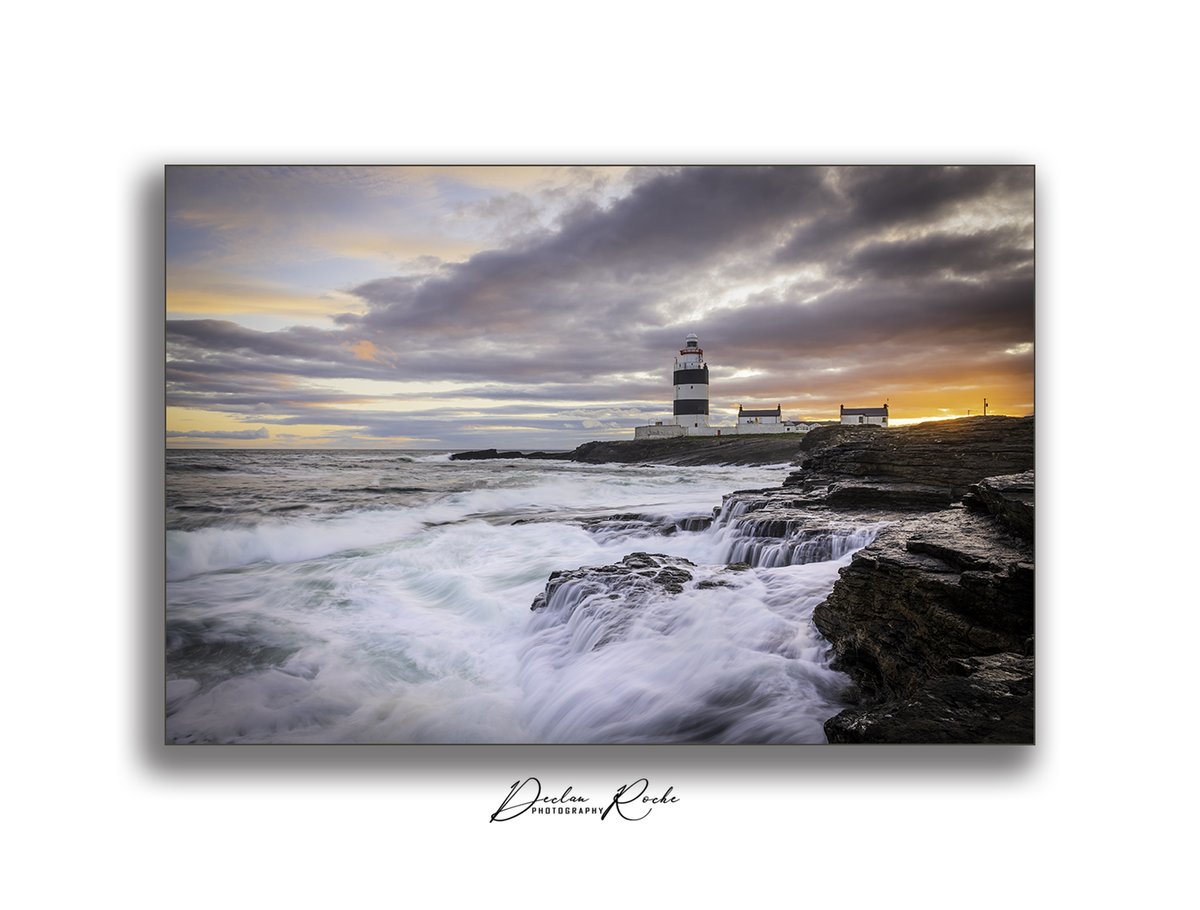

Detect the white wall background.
xmin=4 ymin=1 xmax=1195 ymax=906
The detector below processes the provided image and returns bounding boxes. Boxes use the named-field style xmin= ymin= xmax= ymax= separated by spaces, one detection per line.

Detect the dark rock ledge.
xmin=814 ymin=471 xmax=1035 ymax=744
xmin=784 ymin=415 xmax=1034 ymax=510
xmin=451 ymin=433 xmax=818 ymax=466
xmin=449 ymin=448 xmax=569 ymax=461
xmin=821 ymin=653 xmax=1034 ymax=744
xmin=530 ymin=552 xmax=701 ymax=612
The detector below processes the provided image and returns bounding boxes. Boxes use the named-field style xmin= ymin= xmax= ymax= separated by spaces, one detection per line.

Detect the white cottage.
xmin=840 ymin=404 xmax=889 ymax=426
xmin=738 ymin=404 xmax=782 ymax=425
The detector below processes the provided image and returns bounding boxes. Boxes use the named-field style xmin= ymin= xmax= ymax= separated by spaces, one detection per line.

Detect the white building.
xmin=840 ymin=404 xmax=889 ymax=426
xmin=634 ymin=334 xmax=810 ymax=439
xmin=738 ymin=404 xmax=781 ymax=426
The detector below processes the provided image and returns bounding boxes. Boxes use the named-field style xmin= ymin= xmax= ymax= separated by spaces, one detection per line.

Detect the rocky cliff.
xmin=814 ymin=469 xmax=1035 ymax=743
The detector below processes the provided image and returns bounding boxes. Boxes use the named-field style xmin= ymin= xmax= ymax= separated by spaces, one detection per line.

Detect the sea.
xmin=166 ymin=449 xmax=882 ymax=744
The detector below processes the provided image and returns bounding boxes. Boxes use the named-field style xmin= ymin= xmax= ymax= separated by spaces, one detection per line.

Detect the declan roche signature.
xmin=490 ymin=777 xmax=680 ymax=822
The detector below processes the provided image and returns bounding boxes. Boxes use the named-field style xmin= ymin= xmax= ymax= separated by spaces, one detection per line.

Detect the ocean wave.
xmin=166 ymin=509 xmax=424 ymax=580
xmin=169 ymin=461 xmax=237 ymax=473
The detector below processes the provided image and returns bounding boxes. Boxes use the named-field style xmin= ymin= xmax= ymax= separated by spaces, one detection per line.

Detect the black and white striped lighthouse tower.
xmin=673 ymin=332 xmax=710 ymax=429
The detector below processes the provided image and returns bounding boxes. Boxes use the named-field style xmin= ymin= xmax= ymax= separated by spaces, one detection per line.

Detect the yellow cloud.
xmin=166 ymin=266 xmax=366 ymax=322
xmin=167 ymin=407 xmax=372 ymax=448
xmin=167 ymin=287 xmax=360 ymax=319
xmin=347 ymin=340 xmax=382 ymax=362
xmin=167 ymin=407 xmax=252 ymax=434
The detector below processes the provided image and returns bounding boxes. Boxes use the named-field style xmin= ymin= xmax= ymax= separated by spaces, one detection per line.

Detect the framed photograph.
xmin=166 ymin=165 xmax=1034 ymax=745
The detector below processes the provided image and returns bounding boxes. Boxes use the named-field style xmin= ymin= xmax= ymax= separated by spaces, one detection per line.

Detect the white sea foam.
xmin=517 ymin=558 xmax=853 ymax=743
xmin=166 ymin=509 xmax=426 ymax=580
xmin=165 ymin=455 xmax=873 ymax=743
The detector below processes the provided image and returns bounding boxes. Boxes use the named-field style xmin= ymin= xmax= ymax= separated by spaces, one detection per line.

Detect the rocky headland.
xmin=518 ymin=415 xmax=1036 ymax=743
xmin=451 ymin=431 xmax=827 ymax=466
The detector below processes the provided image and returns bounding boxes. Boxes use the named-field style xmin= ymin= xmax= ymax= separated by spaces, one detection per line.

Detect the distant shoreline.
xmin=450 ymin=433 xmax=823 ymax=467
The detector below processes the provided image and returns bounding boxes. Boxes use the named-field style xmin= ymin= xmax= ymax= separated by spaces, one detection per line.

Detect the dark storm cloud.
xmin=167 ymin=319 xmax=401 ymax=382
xmin=168 ymin=165 xmax=1034 ymax=442
xmin=706 ymin=272 xmax=1034 ymax=360
xmin=344 ymin=166 xmax=1032 ymax=372
xmin=166 ymin=368 xmax=669 ymax=416
xmin=841 ymin=226 xmax=1032 ymax=280
xmin=166 ymin=382 xmax=372 ymax=412
xmin=350 ymin=166 xmax=833 ymax=337
xmin=170 ymin=319 xmax=348 ymax=362
xmin=842 ymin=166 xmax=1028 ymax=225
xmin=775 ymin=165 xmax=1032 ymax=264
xmin=538 ymin=165 xmax=832 ymax=272
xmin=168 ymin=322 xmax=660 ymax=386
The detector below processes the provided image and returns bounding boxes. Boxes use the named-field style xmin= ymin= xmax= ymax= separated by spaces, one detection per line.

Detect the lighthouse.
xmin=673 ymin=332 xmax=710 ymax=428
xmin=633 ymin=332 xmax=810 ymax=439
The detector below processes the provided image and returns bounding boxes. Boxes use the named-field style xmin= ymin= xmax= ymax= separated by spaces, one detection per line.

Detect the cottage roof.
xmin=841 ymin=406 xmax=888 ymax=417
xmin=740 ymin=405 xmax=781 ymax=417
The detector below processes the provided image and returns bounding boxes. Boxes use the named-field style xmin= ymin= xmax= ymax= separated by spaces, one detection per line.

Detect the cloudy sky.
xmin=166 ymin=165 xmax=1034 ymax=448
